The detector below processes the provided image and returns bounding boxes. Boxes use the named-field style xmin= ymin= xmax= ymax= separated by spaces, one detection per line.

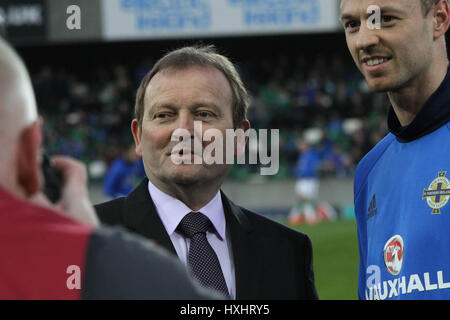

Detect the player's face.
xmin=340 ymin=0 xmax=435 ymax=92
xmin=132 ymin=66 xmax=236 ymax=189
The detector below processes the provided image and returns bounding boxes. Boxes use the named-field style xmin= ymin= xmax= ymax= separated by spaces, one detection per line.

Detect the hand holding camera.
xmin=33 ymin=154 xmax=99 ymax=227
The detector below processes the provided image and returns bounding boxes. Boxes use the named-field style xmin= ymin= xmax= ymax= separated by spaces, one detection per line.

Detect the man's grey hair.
xmin=134 ymin=45 xmax=250 ymax=128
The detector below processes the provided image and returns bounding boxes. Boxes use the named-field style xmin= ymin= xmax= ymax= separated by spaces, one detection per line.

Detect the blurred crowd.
xmin=32 ymin=53 xmax=390 ymax=183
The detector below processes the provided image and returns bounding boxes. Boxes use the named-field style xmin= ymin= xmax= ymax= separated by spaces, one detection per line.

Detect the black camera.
xmin=41 ymin=153 xmax=62 ymax=203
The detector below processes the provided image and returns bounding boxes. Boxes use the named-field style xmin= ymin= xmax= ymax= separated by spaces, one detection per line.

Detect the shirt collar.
xmin=147 ymin=179 xmax=226 ymax=240
xmin=387 ymin=67 xmax=450 ymax=142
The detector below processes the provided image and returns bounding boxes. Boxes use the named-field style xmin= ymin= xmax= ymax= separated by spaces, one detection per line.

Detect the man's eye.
xmin=345 ymin=20 xmax=360 ymax=30
xmin=155 ymin=113 xmax=171 ymax=119
xmin=197 ymin=111 xmax=213 ymax=118
xmin=381 ymin=15 xmax=395 ymax=23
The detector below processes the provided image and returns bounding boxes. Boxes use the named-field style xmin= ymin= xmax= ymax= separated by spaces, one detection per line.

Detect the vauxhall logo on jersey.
xmin=422 ymin=171 xmax=450 ymax=214
xmin=365 ymin=234 xmax=450 ymax=299
xmin=383 ymin=235 xmax=404 ymax=276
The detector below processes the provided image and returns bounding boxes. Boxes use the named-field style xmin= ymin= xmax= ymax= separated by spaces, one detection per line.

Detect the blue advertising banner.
xmin=102 ymin=0 xmax=339 ymax=40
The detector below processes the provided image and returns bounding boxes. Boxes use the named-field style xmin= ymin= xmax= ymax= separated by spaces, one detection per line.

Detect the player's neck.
xmin=388 ymin=60 xmax=448 ymax=127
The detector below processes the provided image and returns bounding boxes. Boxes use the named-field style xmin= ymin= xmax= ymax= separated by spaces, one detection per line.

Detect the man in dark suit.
xmin=95 ymin=45 xmax=318 ymax=300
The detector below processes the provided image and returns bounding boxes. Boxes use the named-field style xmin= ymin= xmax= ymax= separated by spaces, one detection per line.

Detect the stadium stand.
xmin=20 ymin=36 xmax=390 ymax=185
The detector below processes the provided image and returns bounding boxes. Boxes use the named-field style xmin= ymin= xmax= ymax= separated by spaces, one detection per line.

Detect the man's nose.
xmin=356 ymin=22 xmax=380 ymax=53
xmin=177 ymin=112 xmax=196 ymax=136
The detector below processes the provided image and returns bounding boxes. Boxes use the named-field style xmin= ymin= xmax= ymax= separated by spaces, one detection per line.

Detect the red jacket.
xmin=0 ymin=187 xmax=93 ymax=299
xmin=0 ymin=187 xmax=214 ymax=300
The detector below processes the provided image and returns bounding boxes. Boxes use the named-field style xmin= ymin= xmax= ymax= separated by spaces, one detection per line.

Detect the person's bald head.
xmin=0 ymin=37 xmax=42 ymax=198
xmin=0 ymin=38 xmax=38 ymax=139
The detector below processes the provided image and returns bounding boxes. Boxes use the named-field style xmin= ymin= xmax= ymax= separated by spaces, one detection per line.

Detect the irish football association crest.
xmin=422 ymin=171 xmax=450 ymax=214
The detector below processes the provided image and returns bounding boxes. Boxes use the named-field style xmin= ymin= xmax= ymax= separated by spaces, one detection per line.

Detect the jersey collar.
xmin=387 ymin=67 xmax=450 ymax=143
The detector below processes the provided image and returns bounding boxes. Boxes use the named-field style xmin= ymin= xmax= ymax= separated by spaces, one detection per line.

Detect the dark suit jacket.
xmin=95 ymin=179 xmax=318 ymax=300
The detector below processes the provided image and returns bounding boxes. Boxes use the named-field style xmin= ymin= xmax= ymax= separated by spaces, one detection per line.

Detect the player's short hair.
xmin=134 ymin=45 xmax=250 ymax=128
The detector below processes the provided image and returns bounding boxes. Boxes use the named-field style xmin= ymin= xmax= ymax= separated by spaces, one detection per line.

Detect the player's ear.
xmin=16 ymin=120 xmax=43 ymax=197
xmin=131 ymin=119 xmax=143 ymax=157
xmin=433 ymin=0 xmax=450 ymax=39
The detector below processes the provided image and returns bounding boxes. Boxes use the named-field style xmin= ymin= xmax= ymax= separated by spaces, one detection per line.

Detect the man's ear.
xmin=17 ymin=120 xmax=42 ymax=197
xmin=131 ymin=119 xmax=143 ymax=157
xmin=235 ymin=120 xmax=251 ymax=158
xmin=433 ymin=0 xmax=450 ymax=39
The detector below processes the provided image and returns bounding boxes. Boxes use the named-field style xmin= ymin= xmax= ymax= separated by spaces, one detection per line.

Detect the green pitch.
xmin=288 ymin=220 xmax=359 ymax=300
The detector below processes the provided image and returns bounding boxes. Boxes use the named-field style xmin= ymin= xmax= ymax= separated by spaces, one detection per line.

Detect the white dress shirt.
xmin=147 ymin=180 xmax=236 ymax=299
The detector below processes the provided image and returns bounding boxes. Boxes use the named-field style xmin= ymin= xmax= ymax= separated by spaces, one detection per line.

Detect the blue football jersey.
xmin=354 ymin=70 xmax=450 ymax=300
xmin=354 ymin=126 xmax=450 ymax=300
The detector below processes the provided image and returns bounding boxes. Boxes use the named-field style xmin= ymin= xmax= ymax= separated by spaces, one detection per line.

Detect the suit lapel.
xmin=221 ymin=192 xmax=260 ymax=300
xmin=121 ymin=183 xmax=260 ymax=298
xmin=122 ymin=179 xmax=177 ymax=255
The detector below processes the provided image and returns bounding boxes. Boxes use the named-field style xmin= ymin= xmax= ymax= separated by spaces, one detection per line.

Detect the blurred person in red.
xmin=0 ymin=37 xmax=219 ymax=300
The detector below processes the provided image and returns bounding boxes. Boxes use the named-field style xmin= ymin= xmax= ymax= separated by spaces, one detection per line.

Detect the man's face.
xmin=132 ymin=66 xmax=240 ymax=188
xmin=340 ymin=0 xmax=435 ymax=92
